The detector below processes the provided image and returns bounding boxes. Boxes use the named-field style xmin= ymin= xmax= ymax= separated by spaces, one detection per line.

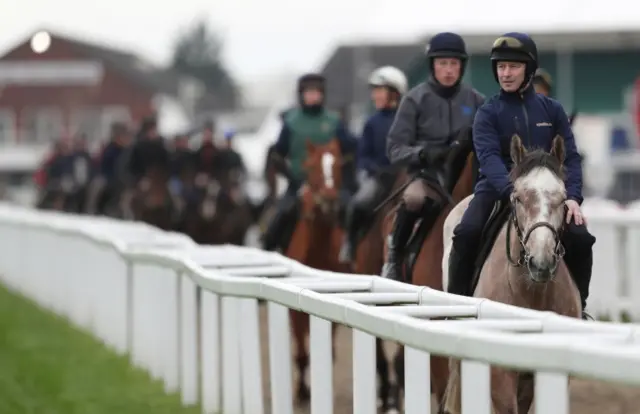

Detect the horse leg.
xmin=516 ymin=373 xmax=535 ymax=414
xmin=386 ymin=344 xmax=404 ymax=414
xmin=376 ymin=338 xmax=391 ymax=411
xmin=431 ymin=355 xmax=451 ymax=410
xmin=490 ymin=367 xmax=519 ymax=414
xmin=290 ymin=310 xmax=310 ymax=403
xmin=442 ymin=358 xmax=462 ymax=414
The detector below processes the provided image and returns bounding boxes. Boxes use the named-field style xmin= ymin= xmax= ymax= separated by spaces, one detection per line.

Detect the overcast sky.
xmin=0 ymin=0 xmax=636 ymax=82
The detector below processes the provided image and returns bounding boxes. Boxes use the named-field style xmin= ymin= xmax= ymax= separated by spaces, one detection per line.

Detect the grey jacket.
xmin=387 ymin=79 xmax=484 ymax=168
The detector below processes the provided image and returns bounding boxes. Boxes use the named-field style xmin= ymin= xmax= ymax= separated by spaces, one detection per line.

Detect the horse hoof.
xmin=296 ymin=385 xmax=310 ymax=403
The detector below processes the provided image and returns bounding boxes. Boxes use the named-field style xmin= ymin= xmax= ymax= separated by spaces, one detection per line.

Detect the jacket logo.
xmin=461 ymin=105 xmax=472 ymax=116
xmin=321 ymin=122 xmax=330 ymax=132
xmin=536 ymin=122 xmax=552 ymax=127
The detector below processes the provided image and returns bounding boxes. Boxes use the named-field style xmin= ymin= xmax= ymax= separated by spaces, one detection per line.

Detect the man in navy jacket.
xmin=447 ymin=32 xmax=596 ymax=319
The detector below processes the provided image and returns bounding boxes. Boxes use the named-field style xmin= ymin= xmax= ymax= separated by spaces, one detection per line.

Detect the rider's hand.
xmin=424 ymin=147 xmax=450 ymax=164
xmin=565 ymin=199 xmax=584 ymax=225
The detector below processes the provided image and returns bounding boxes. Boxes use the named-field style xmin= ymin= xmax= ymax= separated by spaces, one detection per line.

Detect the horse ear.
xmin=305 ymin=139 xmax=315 ymax=154
xmin=550 ymin=135 xmax=565 ymax=164
xmin=510 ymin=134 xmax=526 ymax=165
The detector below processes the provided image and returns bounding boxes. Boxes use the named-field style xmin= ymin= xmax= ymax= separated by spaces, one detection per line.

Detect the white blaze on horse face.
xmin=321 ymin=152 xmax=335 ymax=188
xmin=516 ymin=167 xmax=565 ymax=266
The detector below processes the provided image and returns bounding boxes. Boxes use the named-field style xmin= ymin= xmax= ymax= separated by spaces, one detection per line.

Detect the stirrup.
xmin=581 ymin=310 xmax=594 ymax=321
xmin=338 ymin=242 xmax=353 ymax=264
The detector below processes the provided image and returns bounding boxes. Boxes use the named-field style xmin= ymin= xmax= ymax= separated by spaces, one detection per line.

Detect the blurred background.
xmin=0 ymin=0 xmax=639 ymax=206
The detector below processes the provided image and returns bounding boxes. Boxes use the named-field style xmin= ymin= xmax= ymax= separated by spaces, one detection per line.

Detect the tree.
xmin=171 ymin=19 xmax=240 ymax=110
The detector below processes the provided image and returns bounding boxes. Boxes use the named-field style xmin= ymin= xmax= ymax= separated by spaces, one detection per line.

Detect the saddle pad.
xmin=470 ymin=201 xmax=511 ymax=294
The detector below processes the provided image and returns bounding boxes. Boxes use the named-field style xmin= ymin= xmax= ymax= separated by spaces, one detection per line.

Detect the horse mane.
xmin=509 ymin=149 xmax=565 ymax=181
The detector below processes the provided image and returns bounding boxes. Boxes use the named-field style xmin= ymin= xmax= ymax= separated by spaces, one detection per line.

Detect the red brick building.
xmin=0 ymin=30 xmax=203 ymax=145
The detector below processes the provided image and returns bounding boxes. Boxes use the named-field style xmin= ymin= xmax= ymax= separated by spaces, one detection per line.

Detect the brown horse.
xmin=442 ymin=135 xmax=580 ymax=414
xmin=377 ymin=138 xmax=476 ymax=413
xmin=182 ymin=169 xmax=254 ymax=245
xmin=285 ymin=138 xmax=349 ymax=402
xmin=127 ymin=167 xmax=177 ymax=230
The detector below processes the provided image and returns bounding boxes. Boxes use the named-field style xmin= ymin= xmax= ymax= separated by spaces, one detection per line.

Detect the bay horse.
xmin=441 ymin=135 xmax=580 ymax=414
xmin=285 ymin=138 xmax=349 ymax=403
xmin=183 ymin=169 xmax=254 ymax=245
xmin=127 ymin=166 xmax=178 ymax=230
xmin=378 ymin=132 xmax=476 ymax=413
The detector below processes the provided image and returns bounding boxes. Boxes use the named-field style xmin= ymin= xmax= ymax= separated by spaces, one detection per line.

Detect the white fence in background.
xmin=1 ymin=201 xmax=640 ymax=414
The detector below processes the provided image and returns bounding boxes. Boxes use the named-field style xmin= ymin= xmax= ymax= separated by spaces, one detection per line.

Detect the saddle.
xmin=469 ymin=200 xmax=511 ymax=294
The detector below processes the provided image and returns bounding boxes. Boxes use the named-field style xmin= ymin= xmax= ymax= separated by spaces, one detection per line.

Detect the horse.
xmin=126 ymin=166 xmax=178 ymax=230
xmin=36 ymin=178 xmax=74 ymax=212
xmin=285 ymin=138 xmax=349 ymax=403
xmin=441 ymin=134 xmax=580 ymax=414
xmin=257 ymin=144 xmax=280 ymax=239
xmin=182 ymin=168 xmax=254 ymax=245
xmin=377 ymin=133 xmax=476 ymax=413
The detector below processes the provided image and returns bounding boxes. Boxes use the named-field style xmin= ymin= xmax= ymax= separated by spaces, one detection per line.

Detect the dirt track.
xmin=255 ymin=305 xmax=640 ymax=414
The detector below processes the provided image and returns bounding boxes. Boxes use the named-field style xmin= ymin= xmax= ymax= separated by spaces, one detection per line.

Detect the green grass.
xmin=0 ymin=283 xmax=202 ymax=414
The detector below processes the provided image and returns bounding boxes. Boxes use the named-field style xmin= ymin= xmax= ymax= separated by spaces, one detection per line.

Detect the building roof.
xmin=0 ymin=31 xmax=227 ymax=110
xmin=319 ymin=42 xmax=421 ymax=109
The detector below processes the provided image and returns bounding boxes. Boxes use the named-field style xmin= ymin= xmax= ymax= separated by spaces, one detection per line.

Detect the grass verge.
xmin=0 ymin=283 xmax=202 ymax=414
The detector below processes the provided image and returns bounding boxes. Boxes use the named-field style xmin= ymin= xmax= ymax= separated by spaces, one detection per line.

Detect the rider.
xmin=125 ymin=116 xmax=171 ymax=187
xmin=447 ymin=32 xmax=595 ymax=319
xmin=262 ymin=73 xmax=357 ymax=252
xmin=382 ymin=32 xmax=485 ymax=280
xmin=96 ymin=122 xmax=130 ymax=212
xmin=194 ymin=121 xmax=222 ymax=182
xmin=338 ymin=66 xmax=408 ymax=263
xmin=169 ymin=134 xmax=193 ymax=195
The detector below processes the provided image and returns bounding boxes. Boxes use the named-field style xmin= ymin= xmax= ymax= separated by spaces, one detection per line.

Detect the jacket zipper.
xmin=447 ymin=100 xmax=453 ymax=141
xmin=520 ymin=94 xmax=531 ymax=147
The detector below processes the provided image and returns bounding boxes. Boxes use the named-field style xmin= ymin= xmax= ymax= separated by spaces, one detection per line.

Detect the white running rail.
xmin=1 ymin=203 xmax=640 ymax=414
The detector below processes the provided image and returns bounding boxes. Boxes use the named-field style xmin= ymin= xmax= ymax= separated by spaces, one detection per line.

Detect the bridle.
xmin=505 ymin=198 xmax=566 ymax=275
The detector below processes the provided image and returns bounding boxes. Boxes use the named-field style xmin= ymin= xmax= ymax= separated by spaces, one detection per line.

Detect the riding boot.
xmin=418 ymin=198 xmax=442 ymax=239
xmin=565 ymin=245 xmax=594 ymax=320
xmin=381 ymin=205 xmax=419 ymax=281
xmin=263 ymin=209 xmax=287 ymax=251
xmin=447 ymin=243 xmax=475 ymax=296
xmin=338 ymin=204 xmax=360 ymax=263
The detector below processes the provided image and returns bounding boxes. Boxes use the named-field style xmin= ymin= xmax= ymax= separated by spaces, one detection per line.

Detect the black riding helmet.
xmin=297 ymin=73 xmax=326 ymax=110
xmin=426 ymin=32 xmax=468 ymax=79
xmin=297 ymin=73 xmax=325 ymax=94
xmin=532 ymin=68 xmax=553 ymax=91
xmin=490 ymin=32 xmax=539 ymax=89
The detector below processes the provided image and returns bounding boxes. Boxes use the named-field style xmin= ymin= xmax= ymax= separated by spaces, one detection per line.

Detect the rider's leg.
xmin=381 ymin=178 xmax=426 ymax=281
xmin=561 ymin=221 xmax=596 ymax=320
xmin=263 ymin=185 xmax=299 ymax=252
xmin=448 ymin=192 xmax=497 ymax=296
xmin=339 ymin=177 xmax=379 ymax=263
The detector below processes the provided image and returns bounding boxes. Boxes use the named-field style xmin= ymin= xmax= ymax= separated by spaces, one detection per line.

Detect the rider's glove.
xmin=419 ymin=146 xmax=450 ymax=166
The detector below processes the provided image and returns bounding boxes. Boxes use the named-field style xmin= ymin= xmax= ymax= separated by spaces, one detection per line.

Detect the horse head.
xmin=508 ymin=134 xmax=567 ymax=282
xmin=301 ymin=138 xmax=344 ymax=217
xmin=199 ymin=177 xmax=221 ymax=221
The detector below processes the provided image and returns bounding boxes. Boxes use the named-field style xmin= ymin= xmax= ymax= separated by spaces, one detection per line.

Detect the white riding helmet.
xmin=368 ymin=66 xmax=408 ymax=95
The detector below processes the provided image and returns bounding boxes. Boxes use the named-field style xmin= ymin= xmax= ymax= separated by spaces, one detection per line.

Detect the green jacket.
xmin=284 ymin=108 xmax=340 ymax=181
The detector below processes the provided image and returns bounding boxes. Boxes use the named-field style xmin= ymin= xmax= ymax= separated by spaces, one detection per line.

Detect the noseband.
xmin=505 ymin=199 xmax=566 ymax=274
